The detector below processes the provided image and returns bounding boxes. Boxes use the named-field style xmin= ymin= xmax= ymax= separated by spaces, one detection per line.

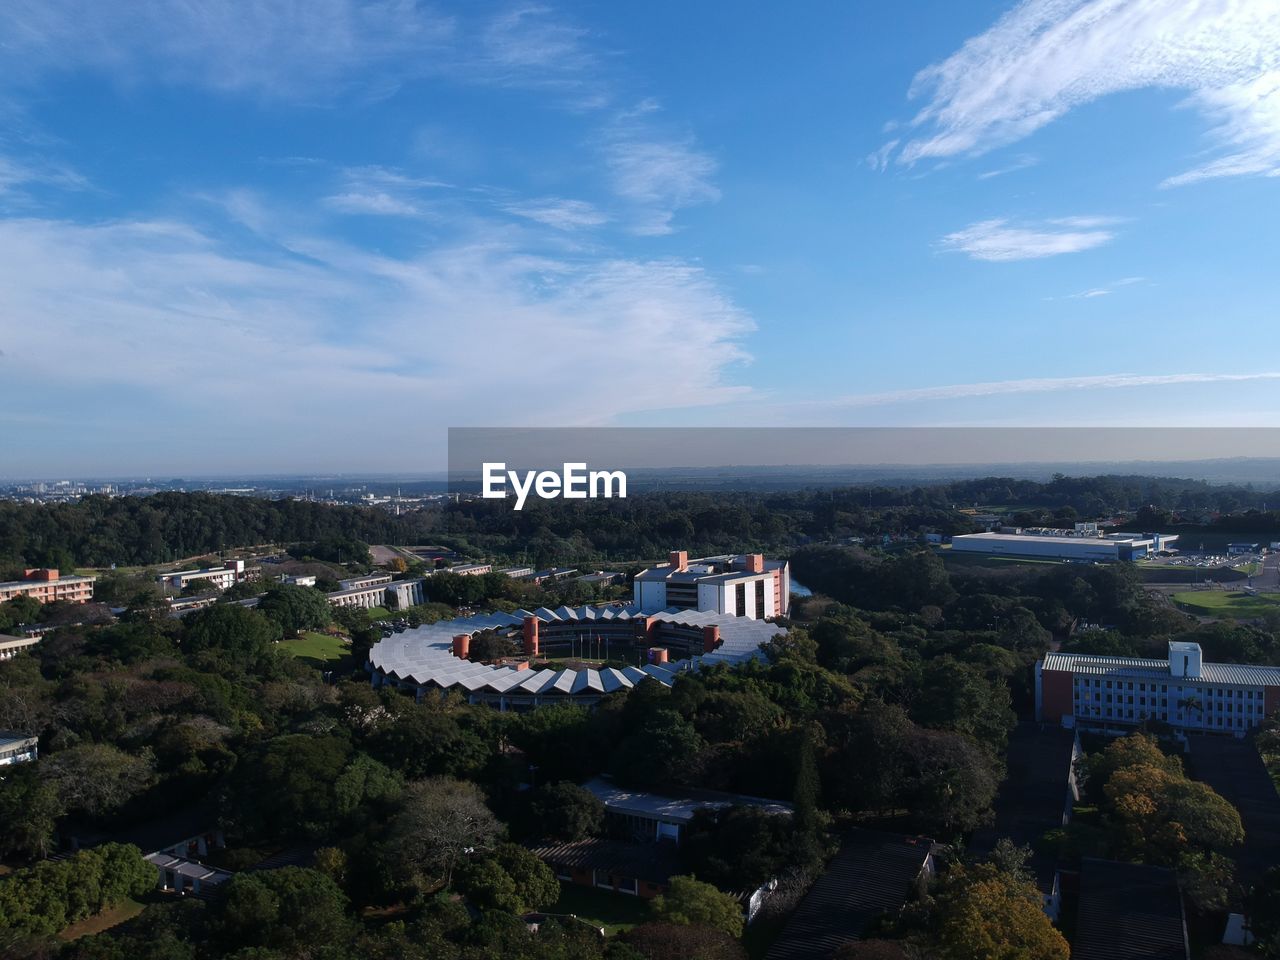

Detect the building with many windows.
xmin=1036 ymin=641 xmax=1280 ymax=734
xmin=0 ymin=732 xmax=39 ymax=766
xmin=633 ymin=551 xmax=791 ymax=619
xmin=0 ymin=568 xmax=96 ymax=605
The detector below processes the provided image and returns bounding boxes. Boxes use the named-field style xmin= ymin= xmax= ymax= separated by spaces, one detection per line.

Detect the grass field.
xmin=58 ymin=898 xmax=145 ymax=941
xmin=1171 ymin=590 xmax=1280 ymax=620
xmin=543 ymin=883 xmax=651 ymax=935
xmin=280 ymin=631 xmax=351 ymax=669
xmin=366 ymin=606 xmax=392 ymax=621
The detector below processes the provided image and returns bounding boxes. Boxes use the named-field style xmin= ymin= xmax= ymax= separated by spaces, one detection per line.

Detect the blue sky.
xmin=1 ymin=0 xmax=1279 ymax=475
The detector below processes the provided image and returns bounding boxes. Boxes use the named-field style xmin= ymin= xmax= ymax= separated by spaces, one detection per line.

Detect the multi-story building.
xmin=633 ymin=551 xmax=791 ymax=620
xmin=1036 ymin=641 xmax=1280 ymax=734
xmin=338 ymin=573 xmax=393 ymax=591
xmin=157 ymin=560 xmax=245 ymax=593
xmin=0 ymin=732 xmax=39 ymax=766
xmin=0 ymin=568 xmax=96 ymax=605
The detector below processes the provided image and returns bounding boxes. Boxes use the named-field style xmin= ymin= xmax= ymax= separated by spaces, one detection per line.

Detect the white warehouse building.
xmin=951 ymin=526 xmax=1177 ymax=563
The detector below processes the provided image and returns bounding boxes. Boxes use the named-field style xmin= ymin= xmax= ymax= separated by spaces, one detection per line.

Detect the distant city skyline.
xmin=2 ymin=1 xmax=1278 ymax=473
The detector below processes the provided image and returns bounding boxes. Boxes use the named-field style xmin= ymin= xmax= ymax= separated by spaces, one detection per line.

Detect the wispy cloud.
xmin=827 ymin=372 xmax=1280 ymax=409
xmin=324 ymin=192 xmax=423 ymax=217
xmin=602 ymin=105 xmax=720 ymax=235
xmin=1065 ymin=276 xmax=1145 ymax=299
xmin=0 ymin=212 xmax=754 ymax=467
xmin=977 ymin=153 xmax=1039 ymax=180
xmin=884 ymin=0 xmax=1280 ymax=187
xmin=321 ymin=166 xmax=452 ymax=218
xmin=0 ymin=1 xmax=607 ymax=104
xmin=0 ymin=0 xmax=458 ymax=100
xmin=0 ymin=153 xmax=88 ymax=198
xmin=941 ymin=216 xmax=1118 ymax=261
xmin=504 ymin=197 xmax=607 ymax=230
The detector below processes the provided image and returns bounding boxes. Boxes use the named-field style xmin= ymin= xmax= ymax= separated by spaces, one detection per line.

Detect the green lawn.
xmin=1171 ymin=590 xmax=1280 ymax=619
xmin=366 ymin=606 xmax=393 ymax=621
xmin=280 ymin=631 xmax=351 ymax=669
xmin=543 ymin=883 xmax=652 ymax=935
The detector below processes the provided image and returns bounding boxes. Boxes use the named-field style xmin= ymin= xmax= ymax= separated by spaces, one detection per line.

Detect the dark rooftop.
xmin=527 ymin=837 xmax=682 ymax=886
xmin=765 ymin=829 xmax=933 ymax=960
xmin=971 ymin=722 xmax=1078 ymax=889
xmin=1072 ymin=859 xmax=1187 ymax=960
xmin=1185 ymin=733 xmax=1280 ymax=889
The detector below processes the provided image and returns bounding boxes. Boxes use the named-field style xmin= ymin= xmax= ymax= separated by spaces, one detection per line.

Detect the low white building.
xmin=952 ymin=526 xmax=1177 ymax=562
xmin=0 ymin=634 xmax=39 ymax=660
xmin=158 ymin=560 xmax=246 ymax=593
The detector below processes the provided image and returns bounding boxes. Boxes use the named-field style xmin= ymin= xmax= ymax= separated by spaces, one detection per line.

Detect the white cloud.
xmin=1066 ymin=275 xmax=1145 ymax=298
xmin=0 ymin=0 xmax=457 ymax=99
xmin=886 ymin=0 xmax=1280 ymax=186
xmin=323 ymin=192 xmax=423 ymax=217
xmin=504 ymin=197 xmax=607 ymax=230
xmin=604 ymin=131 xmax=720 ymax=235
xmin=827 ymin=371 xmax=1280 ymax=409
xmin=0 ymin=153 xmax=88 ymax=197
xmin=0 ymin=214 xmax=753 ymax=467
xmin=977 ymin=153 xmax=1039 ymax=179
xmin=940 ymin=216 xmax=1117 ymax=261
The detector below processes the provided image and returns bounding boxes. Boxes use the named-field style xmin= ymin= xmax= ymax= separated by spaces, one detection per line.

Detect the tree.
xmin=682 ymin=806 xmax=798 ymax=890
xmin=467 ymin=629 xmax=519 ymax=662
xmin=41 ymin=743 xmax=153 ymax=819
xmin=1247 ymin=866 xmax=1280 ymax=956
xmin=622 ymin=922 xmax=747 ymax=960
xmin=0 ymin=763 xmax=64 ymax=859
xmin=651 ymin=876 xmax=743 ymax=938
xmin=912 ymin=658 xmax=1015 ymax=753
xmin=224 ymin=734 xmax=354 ymax=839
xmin=530 ymin=781 xmax=605 ymax=841
xmin=391 ymin=777 xmax=502 ymax=887
xmin=183 ymin=603 xmax=281 ymax=659
xmin=457 ymin=842 xmax=559 ymax=914
xmin=611 ymin=709 xmax=705 ymax=789
xmin=216 ymin=867 xmax=355 ymax=955
xmin=257 ymin=584 xmax=332 ymax=636
xmin=927 ymin=862 xmax=1069 ymax=960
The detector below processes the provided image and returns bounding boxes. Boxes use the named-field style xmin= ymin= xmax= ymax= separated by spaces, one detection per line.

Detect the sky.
xmin=1 ymin=0 xmax=1279 ymax=475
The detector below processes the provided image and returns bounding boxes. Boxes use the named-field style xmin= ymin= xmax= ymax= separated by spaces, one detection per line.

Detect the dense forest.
xmin=3 ymin=542 xmax=1279 ymax=957
xmin=4 ymin=473 xmax=1280 ymax=571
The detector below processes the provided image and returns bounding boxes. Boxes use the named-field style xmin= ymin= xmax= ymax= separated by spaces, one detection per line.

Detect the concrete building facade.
xmin=0 ymin=568 xmax=96 ymax=605
xmin=634 ymin=551 xmax=791 ymax=619
xmin=1036 ymin=642 xmax=1280 ymax=734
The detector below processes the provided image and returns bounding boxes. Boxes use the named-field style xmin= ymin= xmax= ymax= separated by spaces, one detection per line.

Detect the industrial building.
xmin=0 ymin=568 xmax=96 ymax=605
xmin=952 ymin=525 xmax=1177 ymax=562
xmin=1036 ymin=641 xmax=1280 ymax=734
xmin=633 ymin=551 xmax=791 ymax=619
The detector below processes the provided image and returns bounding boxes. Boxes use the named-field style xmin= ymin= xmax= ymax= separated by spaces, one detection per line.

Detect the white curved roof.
xmin=368 ymin=603 xmax=784 ymax=698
